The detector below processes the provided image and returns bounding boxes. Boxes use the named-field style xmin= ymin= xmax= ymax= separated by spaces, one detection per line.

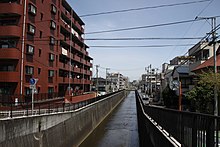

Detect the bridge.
xmin=0 ymin=90 xmax=219 ymax=147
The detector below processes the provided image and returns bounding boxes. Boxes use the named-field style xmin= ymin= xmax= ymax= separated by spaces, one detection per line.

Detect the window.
xmin=40 ymin=13 xmax=43 ymax=20
xmin=25 ymin=66 xmax=34 ymax=75
xmin=28 ymin=24 xmax=35 ymax=34
xmin=49 ymin=53 xmax=55 ymax=61
xmin=50 ymin=20 xmax=56 ymax=29
xmin=51 ymin=4 xmax=57 ymax=14
xmin=38 ymin=68 xmax=41 ymax=75
xmin=0 ymin=65 xmax=15 ymax=71
xmin=50 ymin=36 xmax=55 ymax=45
xmin=1 ymin=44 xmax=8 ymax=48
xmin=39 ymin=49 xmax=41 ymax=57
xmin=25 ymin=87 xmax=32 ymax=95
xmin=40 ymin=31 xmax=42 ymax=38
xmin=0 ymin=19 xmax=17 ymax=26
xmin=0 ymin=39 xmax=17 ymax=48
xmin=48 ymin=87 xmax=54 ymax=93
xmin=48 ymin=70 xmax=54 ymax=77
xmin=26 ymin=44 xmax=34 ymax=54
xmin=28 ymin=4 xmax=37 ymax=15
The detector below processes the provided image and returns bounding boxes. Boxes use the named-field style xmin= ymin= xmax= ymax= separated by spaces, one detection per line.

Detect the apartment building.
xmin=0 ymin=0 xmax=92 ymax=99
xmin=107 ymin=73 xmax=128 ymax=91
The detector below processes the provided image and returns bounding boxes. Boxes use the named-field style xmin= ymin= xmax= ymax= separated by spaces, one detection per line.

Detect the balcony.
xmin=0 ymin=48 xmax=20 ymax=59
xmin=73 ymin=43 xmax=81 ymax=52
xmin=85 ymin=61 xmax=92 ymax=67
xmin=84 ymin=79 xmax=92 ymax=84
xmin=84 ymin=70 xmax=92 ymax=76
xmin=0 ymin=3 xmax=23 ymax=15
xmin=73 ymin=67 xmax=81 ymax=73
xmin=0 ymin=26 xmax=21 ymax=37
xmin=60 ymin=18 xmax=71 ymax=33
xmin=58 ymin=77 xmax=69 ymax=84
xmin=0 ymin=71 xmax=19 ymax=82
xmin=73 ymin=78 xmax=81 ymax=84
xmin=58 ymin=62 xmax=70 ymax=71
xmin=80 ymin=58 xmax=85 ymax=64
xmin=73 ymin=55 xmax=81 ymax=63
xmin=75 ymin=21 xmax=84 ymax=33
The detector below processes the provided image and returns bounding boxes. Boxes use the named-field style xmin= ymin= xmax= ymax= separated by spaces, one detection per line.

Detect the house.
xmin=171 ymin=65 xmax=192 ymax=95
xmin=192 ymin=53 xmax=220 ymax=73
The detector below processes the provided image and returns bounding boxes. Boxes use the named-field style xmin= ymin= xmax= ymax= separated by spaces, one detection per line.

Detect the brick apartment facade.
xmin=0 ymin=0 xmax=93 ymax=99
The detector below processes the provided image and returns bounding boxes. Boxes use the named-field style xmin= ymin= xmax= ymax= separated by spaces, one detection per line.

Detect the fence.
xmin=0 ymin=90 xmax=124 ymax=119
xmin=0 ymin=92 xmax=60 ymax=104
xmin=136 ymin=90 xmax=220 ymax=147
xmin=135 ymin=90 xmax=179 ymax=147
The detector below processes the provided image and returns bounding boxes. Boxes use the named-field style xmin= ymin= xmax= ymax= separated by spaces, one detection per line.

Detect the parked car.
xmin=142 ymin=94 xmax=149 ymax=100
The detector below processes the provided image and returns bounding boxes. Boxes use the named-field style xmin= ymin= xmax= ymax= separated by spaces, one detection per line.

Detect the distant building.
xmin=91 ymin=78 xmax=110 ymax=94
xmin=141 ymin=68 xmax=160 ymax=99
xmin=107 ymin=73 xmax=129 ymax=91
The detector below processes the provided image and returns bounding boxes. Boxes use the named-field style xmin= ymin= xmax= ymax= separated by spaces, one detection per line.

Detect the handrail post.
xmin=10 ymin=102 xmax=13 ymax=118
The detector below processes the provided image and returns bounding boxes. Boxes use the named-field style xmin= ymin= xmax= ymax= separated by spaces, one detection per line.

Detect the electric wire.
xmin=161 ymin=0 xmax=215 ymax=67
xmin=80 ymin=0 xmax=211 ymax=17
xmin=89 ymin=44 xmax=196 ymax=48
xmin=85 ymin=19 xmax=203 ymax=34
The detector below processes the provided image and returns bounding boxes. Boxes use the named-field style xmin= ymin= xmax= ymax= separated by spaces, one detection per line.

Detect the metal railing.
xmin=0 ymin=92 xmax=61 ymax=103
xmin=0 ymin=90 xmax=124 ymax=119
xmin=136 ymin=90 xmax=179 ymax=147
xmin=136 ymin=90 xmax=220 ymax=147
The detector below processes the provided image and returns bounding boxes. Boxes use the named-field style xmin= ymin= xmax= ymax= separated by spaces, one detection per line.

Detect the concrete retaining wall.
xmin=0 ymin=90 xmax=127 ymax=147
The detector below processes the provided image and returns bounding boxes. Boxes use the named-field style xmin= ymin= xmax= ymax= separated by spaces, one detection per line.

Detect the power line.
xmin=85 ymin=19 xmax=203 ymax=34
xmin=10 ymin=37 xmax=203 ymax=42
xmin=85 ymin=37 xmax=203 ymax=41
xmin=86 ymin=16 xmax=220 ymax=34
xmin=164 ymin=24 xmax=220 ymax=71
xmin=196 ymin=0 xmax=215 ymax=17
xmin=164 ymin=0 xmax=214 ymax=62
xmin=80 ymin=0 xmax=211 ymax=17
xmin=90 ymin=44 xmax=195 ymax=48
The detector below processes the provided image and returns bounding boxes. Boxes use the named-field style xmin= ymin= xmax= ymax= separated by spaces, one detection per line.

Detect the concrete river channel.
xmin=79 ymin=91 xmax=139 ymax=147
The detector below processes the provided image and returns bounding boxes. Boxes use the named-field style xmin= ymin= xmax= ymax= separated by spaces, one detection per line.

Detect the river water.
xmin=80 ymin=91 xmax=139 ymax=147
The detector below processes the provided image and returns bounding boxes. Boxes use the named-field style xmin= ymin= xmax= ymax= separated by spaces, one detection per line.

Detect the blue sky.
xmin=67 ymin=0 xmax=220 ymax=81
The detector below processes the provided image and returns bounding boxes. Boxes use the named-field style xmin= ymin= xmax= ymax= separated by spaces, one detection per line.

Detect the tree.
xmin=186 ymin=72 xmax=220 ymax=114
xmin=162 ymin=86 xmax=178 ymax=109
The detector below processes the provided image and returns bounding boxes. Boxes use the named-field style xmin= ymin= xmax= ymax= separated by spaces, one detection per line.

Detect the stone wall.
xmin=0 ymin=90 xmax=127 ymax=147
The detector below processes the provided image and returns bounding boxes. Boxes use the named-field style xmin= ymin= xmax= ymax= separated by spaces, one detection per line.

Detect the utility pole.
xmin=208 ymin=17 xmax=217 ymax=116
xmin=95 ymin=65 xmax=99 ymax=94
xmin=155 ymin=68 xmax=159 ymax=94
xmin=144 ymin=67 xmax=147 ymax=94
xmin=196 ymin=16 xmax=218 ymax=115
xmin=211 ymin=17 xmax=218 ymax=116
xmin=146 ymin=64 xmax=151 ymax=96
xmin=68 ymin=10 xmax=73 ymax=96
xmin=150 ymin=65 xmax=152 ymax=97
xmin=105 ymin=68 xmax=110 ymax=93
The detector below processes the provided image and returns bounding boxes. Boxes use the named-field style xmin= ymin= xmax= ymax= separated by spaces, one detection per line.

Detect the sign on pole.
xmin=29 ymin=78 xmax=38 ymax=115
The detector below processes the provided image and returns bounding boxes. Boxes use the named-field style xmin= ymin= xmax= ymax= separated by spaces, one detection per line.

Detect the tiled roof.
xmin=176 ymin=66 xmax=189 ymax=74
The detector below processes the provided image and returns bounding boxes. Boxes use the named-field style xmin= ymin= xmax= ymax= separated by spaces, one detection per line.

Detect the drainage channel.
xmin=79 ymin=91 xmax=139 ymax=147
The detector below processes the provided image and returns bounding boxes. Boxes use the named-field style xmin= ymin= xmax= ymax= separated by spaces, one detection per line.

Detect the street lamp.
xmin=195 ymin=16 xmax=218 ymax=116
